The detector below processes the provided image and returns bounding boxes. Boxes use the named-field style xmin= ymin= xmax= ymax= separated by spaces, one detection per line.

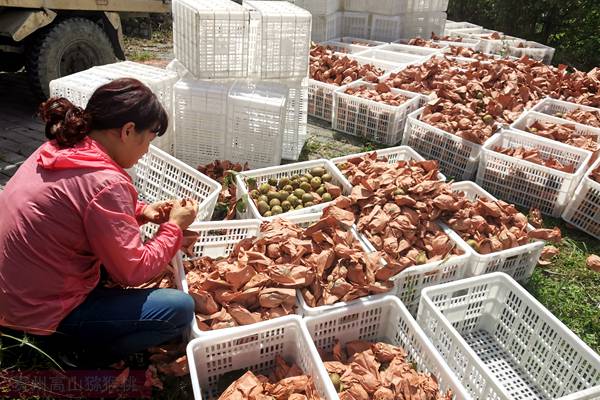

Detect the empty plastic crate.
xmin=401 ymin=11 xmax=447 ymax=38
xmin=245 ymin=1 xmax=312 ymax=80
xmin=294 ymin=0 xmax=340 ymax=14
xmin=511 ymin=110 xmax=600 ymax=151
xmin=370 ymin=14 xmax=402 ymax=42
xmin=281 ymin=78 xmax=309 ymax=161
xmin=444 ymin=21 xmax=481 ymax=33
xmin=49 ymin=69 xmax=111 ymax=108
xmin=407 ymin=0 xmax=449 ymax=12
xmin=187 ymin=315 xmax=337 ymax=400
xmin=417 ymin=272 xmax=600 ymax=400
xmin=562 ymin=157 xmax=600 ymax=240
xmin=304 ymin=296 xmax=472 ymax=399
xmin=173 ymin=0 xmax=252 ymax=79
xmin=311 ymin=11 xmax=342 ymax=42
xmin=477 ymin=129 xmax=593 ymax=217
xmin=403 ymin=107 xmax=485 ymax=180
xmin=342 ymin=0 xmax=367 ymax=12
xmin=333 ymin=81 xmax=422 ymax=145
xmin=341 ymin=11 xmax=370 ymax=38
xmin=173 ymin=78 xmax=231 ymax=167
xmin=225 ymin=80 xmax=288 ymax=168
xmin=130 ymin=144 xmax=221 ymax=226
xmin=235 ymin=159 xmax=352 ymax=219
xmin=449 ymin=182 xmax=545 ymax=281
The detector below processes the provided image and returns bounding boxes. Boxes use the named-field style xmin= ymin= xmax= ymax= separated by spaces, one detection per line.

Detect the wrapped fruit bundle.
xmin=524 ymin=119 xmax=600 ymax=153
xmin=321 ymin=340 xmax=452 ymax=400
xmin=492 ymin=146 xmax=577 ymax=172
xmin=336 ymin=154 xmax=462 ymax=274
xmin=310 ymin=44 xmax=384 ymax=86
xmin=198 ymin=160 xmax=249 ymax=220
xmin=556 ymin=107 xmax=600 ymax=128
xmin=591 ymin=165 xmax=600 ymax=183
xmin=217 ymin=356 xmax=324 ymax=400
xmin=440 ymin=192 xmax=561 ymax=254
xmin=245 ymin=167 xmax=343 ymax=217
xmin=344 ymin=83 xmax=410 ymax=106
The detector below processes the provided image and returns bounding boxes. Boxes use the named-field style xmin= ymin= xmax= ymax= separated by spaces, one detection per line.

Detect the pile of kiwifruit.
xmin=246 ymin=166 xmax=342 ymax=217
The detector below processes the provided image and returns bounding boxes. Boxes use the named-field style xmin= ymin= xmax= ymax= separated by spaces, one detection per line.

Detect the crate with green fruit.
xmin=235 ymin=159 xmax=353 ymax=219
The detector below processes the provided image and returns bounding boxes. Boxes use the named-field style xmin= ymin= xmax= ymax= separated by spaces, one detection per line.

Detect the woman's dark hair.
xmin=38 ymin=78 xmax=168 ymax=148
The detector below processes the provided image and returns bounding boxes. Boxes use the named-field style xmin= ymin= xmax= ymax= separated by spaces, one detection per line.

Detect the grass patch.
xmin=127 ymin=50 xmax=154 ymax=62
xmin=524 ymin=218 xmax=600 ymax=353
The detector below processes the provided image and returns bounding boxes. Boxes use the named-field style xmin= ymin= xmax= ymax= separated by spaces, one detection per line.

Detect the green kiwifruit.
xmin=310 ymin=177 xmax=322 ymax=190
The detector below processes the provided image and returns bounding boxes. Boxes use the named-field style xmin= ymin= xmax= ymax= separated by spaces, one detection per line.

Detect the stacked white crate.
xmin=49 ymin=62 xmax=179 ymax=154
xmin=171 ymin=0 xmax=311 ymax=167
xmin=244 ymin=1 xmax=312 ymax=160
xmin=343 ymin=0 xmax=448 ymax=41
xmin=294 ymin=0 xmax=341 ymax=42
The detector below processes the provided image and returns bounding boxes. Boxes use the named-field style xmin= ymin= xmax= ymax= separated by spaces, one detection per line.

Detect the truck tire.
xmin=26 ymin=18 xmax=116 ymax=99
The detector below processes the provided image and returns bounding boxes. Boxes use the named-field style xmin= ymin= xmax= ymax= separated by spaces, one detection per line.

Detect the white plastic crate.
xmin=225 ymin=80 xmax=288 ymax=168
xmin=342 ymin=0 xmax=367 ymax=12
xmin=331 ymin=144 xmax=446 ymax=186
xmin=304 ymin=296 xmax=472 ymax=399
xmin=402 ymin=107 xmax=484 ymax=180
xmin=245 ymin=1 xmax=312 ymax=80
xmin=177 ymin=219 xmax=259 ymax=338
xmin=531 ymin=97 xmax=600 ymax=123
xmin=332 ymin=81 xmax=422 ymax=145
xmin=187 ymin=315 xmax=337 ymax=400
xmin=311 ymin=11 xmax=342 ymax=42
xmin=361 ymin=224 xmax=471 ymax=315
xmin=379 ymin=42 xmax=445 ymax=58
xmin=130 ymin=145 xmax=222 ymax=241
xmin=507 ymin=40 xmax=555 ymax=64
xmin=407 ymin=0 xmax=449 ymax=12
xmin=173 ymin=78 xmax=230 ymax=167
xmin=437 ymin=37 xmax=481 ymax=51
xmin=477 ymin=129 xmax=593 ymax=217
xmin=92 ymin=61 xmax=179 ymax=154
xmin=308 ymin=53 xmax=398 ymax=123
xmin=417 ymin=272 xmax=600 ymax=400
xmin=511 ymin=110 xmax=600 ymax=150
xmin=235 ymin=159 xmax=352 ymax=219
xmin=308 ymin=78 xmax=341 ymax=122
xmin=444 ymin=21 xmax=481 ymax=33
xmin=173 ymin=0 xmax=251 ymax=79
xmin=354 ymin=48 xmax=429 ymax=66
xmin=562 ymin=157 xmax=600 ymax=240
xmin=294 ymin=0 xmax=340 ymax=14
xmin=49 ymin=69 xmax=111 ymax=108
xmin=320 ymin=39 xmax=370 ymax=54
xmin=341 ymin=11 xmax=370 ymax=38
xmin=449 ymin=181 xmax=544 ymax=281
xmin=400 ymin=11 xmax=447 ymax=38
xmin=281 ymin=78 xmax=309 ymax=161
xmin=335 ymin=36 xmax=387 ymax=47
xmin=370 ymin=14 xmax=402 ymax=42
xmin=473 ymin=34 xmax=522 ymax=55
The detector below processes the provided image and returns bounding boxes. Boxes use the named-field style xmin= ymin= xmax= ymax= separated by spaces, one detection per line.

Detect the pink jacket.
xmin=0 ymin=137 xmax=182 ymax=335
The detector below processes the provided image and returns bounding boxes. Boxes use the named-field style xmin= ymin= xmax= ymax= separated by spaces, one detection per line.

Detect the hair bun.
xmin=39 ymin=97 xmax=90 ymax=148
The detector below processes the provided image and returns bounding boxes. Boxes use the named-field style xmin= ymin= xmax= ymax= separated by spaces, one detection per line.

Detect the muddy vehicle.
xmin=0 ymin=0 xmax=170 ymax=98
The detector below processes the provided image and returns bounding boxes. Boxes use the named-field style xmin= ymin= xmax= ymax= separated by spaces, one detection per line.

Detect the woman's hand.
xmin=142 ymin=201 xmax=174 ymax=224
xmin=181 ymin=229 xmax=199 ymax=257
xmin=169 ymin=199 xmax=198 ymax=231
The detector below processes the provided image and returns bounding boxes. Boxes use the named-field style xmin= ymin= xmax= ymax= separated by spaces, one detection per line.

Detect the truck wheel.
xmin=26 ymin=18 xmax=116 ymax=99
